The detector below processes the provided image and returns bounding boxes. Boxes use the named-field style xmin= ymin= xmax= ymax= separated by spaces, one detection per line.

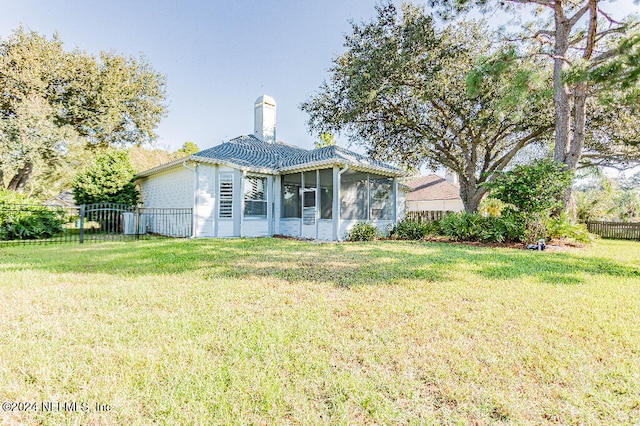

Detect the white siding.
xmin=397 ymin=190 xmax=406 ymax=220
xmin=243 ymin=219 xmax=270 ymax=237
xmin=195 ymin=165 xmax=217 ymax=237
xmin=317 ymin=220 xmax=333 ymax=241
xmin=139 ymin=166 xmax=194 ymax=208
xmin=279 ymin=218 xmax=300 ymax=237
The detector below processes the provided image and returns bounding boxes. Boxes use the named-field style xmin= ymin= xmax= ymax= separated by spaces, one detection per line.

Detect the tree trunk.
xmin=7 ymin=163 xmax=33 ymax=192
xmin=552 ymin=8 xmax=572 ymax=166
xmin=458 ymin=177 xmax=486 ymax=213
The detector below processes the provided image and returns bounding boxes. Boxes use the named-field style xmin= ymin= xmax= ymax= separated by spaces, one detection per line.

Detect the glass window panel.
xmin=370 ymin=177 xmax=393 ymax=220
xmin=319 ymin=168 xmax=333 ymax=220
xmin=281 ymin=173 xmax=301 ymax=218
xmin=340 ymin=170 xmax=368 ymax=220
xmin=244 ymin=176 xmax=267 ymax=218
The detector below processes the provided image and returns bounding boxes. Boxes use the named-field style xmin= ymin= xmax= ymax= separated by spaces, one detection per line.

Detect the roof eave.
xmin=135 ymin=155 xmax=278 ymax=179
xmin=278 ymin=159 xmax=406 ymax=177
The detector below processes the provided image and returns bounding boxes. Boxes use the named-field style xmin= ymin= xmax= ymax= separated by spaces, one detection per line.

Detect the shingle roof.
xmin=137 ymin=135 xmax=405 ymax=177
xmin=193 ymin=135 xmax=308 ymax=171
xmin=405 ymin=174 xmax=461 ymax=201
xmin=278 ymin=145 xmax=403 ymax=175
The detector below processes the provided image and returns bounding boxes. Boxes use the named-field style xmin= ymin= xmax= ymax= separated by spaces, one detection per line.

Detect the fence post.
xmin=135 ymin=207 xmax=140 ymax=241
xmin=79 ymin=204 xmax=85 ymax=244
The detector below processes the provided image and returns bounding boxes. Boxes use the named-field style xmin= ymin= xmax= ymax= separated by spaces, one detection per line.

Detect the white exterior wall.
xmin=195 ymin=164 xmax=217 ymax=237
xmin=139 ymin=166 xmax=194 ymax=237
xmin=397 ymin=190 xmax=406 ymax=220
xmin=279 ymin=218 xmax=300 ymax=237
xmin=317 ymin=220 xmax=333 ymax=241
xmin=406 ymin=199 xmax=464 ymax=212
xmin=244 ymin=219 xmax=270 ymax=237
xmin=139 ymin=166 xmax=194 ymax=208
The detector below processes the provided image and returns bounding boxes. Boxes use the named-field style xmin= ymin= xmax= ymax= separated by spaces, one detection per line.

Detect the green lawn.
xmin=0 ymin=238 xmax=638 ymax=425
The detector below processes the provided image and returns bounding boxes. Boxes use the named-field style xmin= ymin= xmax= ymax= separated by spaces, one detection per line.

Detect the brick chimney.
xmin=254 ymin=95 xmax=276 ymax=144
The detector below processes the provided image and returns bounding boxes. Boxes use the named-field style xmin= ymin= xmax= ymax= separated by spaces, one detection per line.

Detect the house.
xmin=136 ymin=95 xmax=406 ymax=240
xmin=404 ymin=174 xmax=464 ymax=212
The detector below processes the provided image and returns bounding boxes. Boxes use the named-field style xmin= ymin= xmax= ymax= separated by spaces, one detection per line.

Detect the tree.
xmin=430 ymin=0 xmax=640 ymax=208
xmin=72 ymin=149 xmax=140 ymax=205
xmin=176 ymin=141 xmax=200 ymax=156
xmin=301 ymin=3 xmax=554 ymax=212
xmin=483 ymin=159 xmax=574 ymax=241
xmin=0 ymin=28 xmax=167 ymax=194
xmin=128 ymin=145 xmax=177 ymax=173
xmin=314 ymin=133 xmax=336 ymax=149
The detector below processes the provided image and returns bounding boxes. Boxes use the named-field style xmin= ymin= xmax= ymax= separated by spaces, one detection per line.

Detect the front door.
xmin=302 ymin=188 xmax=316 ymax=239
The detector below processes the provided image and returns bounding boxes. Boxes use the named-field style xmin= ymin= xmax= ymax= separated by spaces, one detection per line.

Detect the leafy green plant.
xmin=439 ymin=212 xmax=482 ymax=241
xmin=547 ymin=213 xmax=595 ymax=244
xmin=346 ymin=222 xmax=380 ymax=241
xmin=73 ymin=149 xmax=140 ymax=206
xmin=437 ymin=211 xmax=524 ymax=243
xmin=483 ymin=159 xmax=574 ymax=242
xmin=0 ymin=206 xmax=65 ymax=240
xmin=389 ymin=219 xmax=435 ymax=240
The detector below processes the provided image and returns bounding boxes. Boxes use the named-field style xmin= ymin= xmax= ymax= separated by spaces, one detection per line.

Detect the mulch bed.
xmin=420 ymin=236 xmax=585 ymax=251
xmin=274 ymin=234 xmax=585 ymax=251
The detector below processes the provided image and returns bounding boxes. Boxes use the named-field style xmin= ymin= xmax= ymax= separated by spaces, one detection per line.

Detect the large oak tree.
xmin=0 ymin=28 xmax=167 ymax=195
xmin=302 ymin=3 xmax=554 ymax=212
xmin=430 ymin=0 xmax=640 ymax=207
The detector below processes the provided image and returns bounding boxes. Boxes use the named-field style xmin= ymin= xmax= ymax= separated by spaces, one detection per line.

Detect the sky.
xmin=2 ymin=0 xmax=640 ymax=153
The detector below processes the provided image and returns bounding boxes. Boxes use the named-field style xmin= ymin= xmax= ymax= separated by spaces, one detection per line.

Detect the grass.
xmin=0 ymin=238 xmax=639 ymax=425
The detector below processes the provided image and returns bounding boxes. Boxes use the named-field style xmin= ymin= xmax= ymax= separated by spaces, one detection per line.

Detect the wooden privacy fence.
xmin=586 ymin=221 xmax=640 ymax=240
xmin=405 ymin=210 xmax=452 ymax=222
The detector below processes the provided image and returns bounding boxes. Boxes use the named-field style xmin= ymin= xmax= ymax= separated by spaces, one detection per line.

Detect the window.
xmin=281 ymin=174 xmax=301 ymax=218
xmin=340 ymin=171 xmax=394 ymax=220
xmin=219 ymin=174 xmax=233 ymax=219
xmin=244 ymin=176 xmax=267 ymax=218
xmin=319 ymin=168 xmax=333 ymax=219
xmin=370 ymin=178 xmax=393 ymax=220
xmin=340 ymin=170 xmax=368 ymax=220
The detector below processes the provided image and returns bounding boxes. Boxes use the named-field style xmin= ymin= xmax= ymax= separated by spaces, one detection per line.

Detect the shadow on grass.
xmin=0 ymin=238 xmax=638 ymax=287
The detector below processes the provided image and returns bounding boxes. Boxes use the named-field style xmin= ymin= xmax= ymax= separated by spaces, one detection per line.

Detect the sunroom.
xmin=274 ymin=167 xmax=402 ymax=241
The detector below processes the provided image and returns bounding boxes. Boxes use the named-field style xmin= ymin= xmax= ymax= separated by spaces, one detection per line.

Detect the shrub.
xmin=546 ymin=213 xmax=594 ymax=244
xmin=482 ymin=159 xmax=575 ymax=243
xmin=346 ymin=222 xmax=380 ymax=241
xmin=389 ymin=219 xmax=433 ymax=240
xmin=0 ymin=191 xmax=66 ymax=241
xmin=439 ymin=212 xmax=483 ymax=241
xmin=73 ymin=149 xmax=140 ymax=206
xmin=437 ymin=211 xmax=524 ymax=243
xmin=0 ymin=209 xmax=65 ymax=240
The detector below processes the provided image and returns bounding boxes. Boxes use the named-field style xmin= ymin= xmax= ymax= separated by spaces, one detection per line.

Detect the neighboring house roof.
xmin=45 ymin=190 xmax=76 ymax=207
xmin=405 ymin=174 xmax=461 ymax=201
xmin=137 ymin=135 xmax=405 ymax=178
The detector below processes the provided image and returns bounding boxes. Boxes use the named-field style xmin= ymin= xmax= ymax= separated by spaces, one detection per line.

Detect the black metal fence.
xmin=0 ymin=203 xmax=192 ymax=245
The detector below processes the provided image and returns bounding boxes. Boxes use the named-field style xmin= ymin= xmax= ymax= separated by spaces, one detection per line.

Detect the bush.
xmin=438 ymin=211 xmax=524 ymax=243
xmin=346 ymin=222 xmax=380 ymax=241
xmin=0 ymin=189 xmax=66 ymax=241
xmin=0 ymin=210 xmax=64 ymax=240
xmin=389 ymin=219 xmax=436 ymax=240
xmin=546 ymin=213 xmax=594 ymax=244
xmin=73 ymin=149 xmax=140 ymax=206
